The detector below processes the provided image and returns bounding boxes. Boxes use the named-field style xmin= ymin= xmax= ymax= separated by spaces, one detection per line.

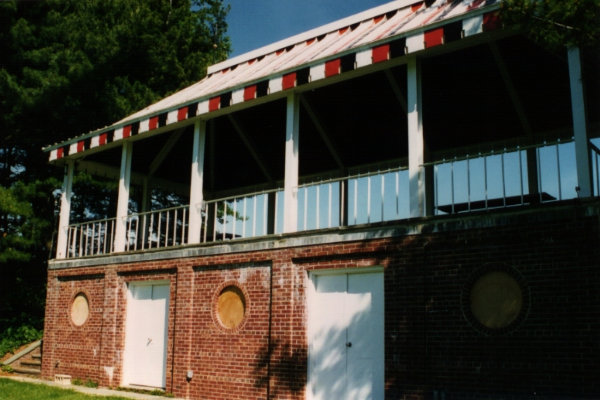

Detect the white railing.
xmin=125 ymin=205 xmax=189 ymax=251
xmin=201 ymin=188 xmax=281 ymax=242
xmin=297 ymin=167 xmax=410 ymax=230
xmin=67 ymin=217 xmax=116 ymax=258
xmin=429 ymin=139 xmax=577 ymax=214
xmin=63 ymin=138 xmax=597 ymax=258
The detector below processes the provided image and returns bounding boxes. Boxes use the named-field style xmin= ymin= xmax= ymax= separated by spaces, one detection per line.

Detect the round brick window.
xmin=70 ymin=293 xmax=89 ymax=327
xmin=217 ymin=285 xmax=246 ymax=330
xmin=471 ymin=271 xmax=522 ymax=329
xmin=462 ymin=265 xmax=529 ymax=335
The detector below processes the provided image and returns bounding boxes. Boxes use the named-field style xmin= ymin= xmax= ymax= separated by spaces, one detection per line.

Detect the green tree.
xmin=0 ymin=0 xmax=230 ymax=342
xmin=501 ymin=0 xmax=600 ymax=51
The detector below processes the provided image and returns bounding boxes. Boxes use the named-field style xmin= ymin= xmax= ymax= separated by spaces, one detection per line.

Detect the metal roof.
xmin=45 ymin=0 xmax=501 ymax=160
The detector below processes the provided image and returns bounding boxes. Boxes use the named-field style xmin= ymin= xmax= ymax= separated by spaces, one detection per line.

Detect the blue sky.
xmin=225 ymin=0 xmax=393 ymax=57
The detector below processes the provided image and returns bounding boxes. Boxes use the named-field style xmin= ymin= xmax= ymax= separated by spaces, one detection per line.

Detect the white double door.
xmin=122 ymin=282 xmax=170 ymax=389
xmin=308 ymin=270 xmax=384 ymax=400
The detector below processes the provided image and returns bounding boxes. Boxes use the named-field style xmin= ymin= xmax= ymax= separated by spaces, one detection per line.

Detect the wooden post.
xmin=283 ymin=93 xmax=300 ymax=233
xmin=55 ymin=160 xmax=74 ymax=259
xmin=188 ymin=120 xmax=206 ymax=244
xmin=114 ymin=141 xmax=132 ymax=252
xmin=568 ymin=46 xmax=592 ymax=197
xmin=407 ymin=57 xmax=426 ymax=217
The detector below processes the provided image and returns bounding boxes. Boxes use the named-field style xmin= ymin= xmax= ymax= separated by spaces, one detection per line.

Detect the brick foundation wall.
xmin=42 ymin=202 xmax=600 ymax=399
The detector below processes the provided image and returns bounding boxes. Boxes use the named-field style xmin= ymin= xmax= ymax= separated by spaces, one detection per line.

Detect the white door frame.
xmin=122 ymin=280 xmax=170 ymax=389
xmin=306 ymin=267 xmax=385 ymax=400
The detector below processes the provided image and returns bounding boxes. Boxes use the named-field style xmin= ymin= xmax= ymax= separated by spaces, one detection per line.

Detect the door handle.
xmin=346 ymin=342 xmax=352 ymax=348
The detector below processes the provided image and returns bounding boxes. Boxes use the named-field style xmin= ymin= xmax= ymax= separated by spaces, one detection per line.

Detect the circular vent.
xmin=70 ymin=293 xmax=90 ymax=327
xmin=216 ymin=285 xmax=246 ymax=330
xmin=462 ymin=265 xmax=529 ymax=335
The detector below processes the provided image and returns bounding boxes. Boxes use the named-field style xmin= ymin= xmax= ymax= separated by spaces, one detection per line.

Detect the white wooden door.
xmin=122 ymin=282 xmax=170 ymax=388
xmin=308 ymin=271 xmax=384 ymax=400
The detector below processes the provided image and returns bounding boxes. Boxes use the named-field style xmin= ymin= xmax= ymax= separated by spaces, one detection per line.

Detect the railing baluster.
xmin=303 ymin=187 xmax=308 ymax=230
xmin=78 ymin=225 xmax=83 ymax=257
xmin=434 ymin=164 xmax=439 ymax=215
xmin=316 ymin=185 xmax=320 ymax=229
xmin=364 ymin=177 xmax=370 ymax=223
xmin=381 ymin=173 xmax=385 ymax=221
xmin=242 ymin=197 xmax=247 ymax=238
xmin=173 ymin=209 xmax=178 ymax=246
xmin=252 ymin=195 xmax=257 ymax=237
xmin=467 ymin=156 xmax=471 ymax=212
xmin=484 ymin=153 xmax=488 ymax=209
xmin=537 ymin=145 xmax=543 ymax=203
xmin=519 ymin=147 xmax=524 ymax=205
xmin=451 ymin=159 xmax=455 ymax=214
xmin=556 ymin=140 xmax=562 ymax=200
xmin=91 ymin=223 xmax=96 ymax=255
xmin=141 ymin=214 xmax=147 ymax=250
xmin=232 ymin=199 xmax=237 ymax=239
xmin=165 ymin=211 xmax=170 ymax=247
xmin=354 ymin=177 xmax=359 ymax=225
xmin=501 ymin=150 xmax=506 ymax=207
xmin=263 ymin=194 xmax=268 ymax=236
xmin=328 ymin=182 xmax=332 ymax=228
xmin=395 ymin=171 xmax=399 ymax=215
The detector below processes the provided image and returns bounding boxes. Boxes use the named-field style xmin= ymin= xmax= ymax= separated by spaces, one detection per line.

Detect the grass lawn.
xmin=0 ymin=378 xmax=132 ymax=400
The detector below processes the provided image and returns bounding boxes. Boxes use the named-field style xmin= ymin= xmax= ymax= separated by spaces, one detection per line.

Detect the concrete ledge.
xmin=48 ymin=198 xmax=600 ymax=270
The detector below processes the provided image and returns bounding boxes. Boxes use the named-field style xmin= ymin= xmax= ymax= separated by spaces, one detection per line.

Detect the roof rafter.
xmin=299 ymin=94 xmax=345 ymax=170
xmin=227 ymin=114 xmax=274 ymax=182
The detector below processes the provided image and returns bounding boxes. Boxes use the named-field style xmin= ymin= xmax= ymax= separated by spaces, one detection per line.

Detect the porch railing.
xmin=125 ymin=205 xmax=189 ymax=251
xmin=298 ymin=167 xmax=410 ymax=230
xmin=201 ymin=188 xmax=281 ymax=242
xmin=63 ymin=138 xmax=599 ymax=258
xmin=428 ymin=138 xmax=578 ymax=214
xmin=67 ymin=217 xmax=116 ymax=258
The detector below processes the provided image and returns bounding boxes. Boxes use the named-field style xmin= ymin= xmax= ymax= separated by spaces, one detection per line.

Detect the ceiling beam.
xmin=148 ymin=128 xmax=184 ymax=176
xmin=76 ymin=160 xmax=188 ymax=196
xmin=489 ymin=42 xmax=533 ymax=137
xmin=384 ymin=69 xmax=407 ymax=114
xmin=227 ymin=114 xmax=274 ymax=182
xmin=299 ymin=94 xmax=344 ymax=170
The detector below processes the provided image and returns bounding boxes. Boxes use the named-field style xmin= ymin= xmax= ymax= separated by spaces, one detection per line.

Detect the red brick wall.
xmin=42 ymin=203 xmax=600 ymax=399
xmin=42 ymin=270 xmax=105 ymax=382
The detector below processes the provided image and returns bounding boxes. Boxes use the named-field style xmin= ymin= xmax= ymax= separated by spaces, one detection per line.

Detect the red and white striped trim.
xmin=47 ymin=3 xmax=501 ymax=162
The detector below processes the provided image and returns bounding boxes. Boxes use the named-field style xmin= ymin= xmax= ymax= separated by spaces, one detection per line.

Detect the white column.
xmin=55 ymin=160 xmax=74 ymax=259
xmin=568 ymin=46 xmax=592 ymax=198
xmin=188 ymin=120 xmax=206 ymax=244
xmin=283 ymin=93 xmax=300 ymax=233
xmin=407 ymin=57 xmax=426 ymax=217
xmin=114 ymin=141 xmax=133 ymax=252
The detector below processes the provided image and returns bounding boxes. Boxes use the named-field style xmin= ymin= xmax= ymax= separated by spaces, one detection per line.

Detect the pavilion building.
xmin=41 ymin=0 xmax=599 ymax=398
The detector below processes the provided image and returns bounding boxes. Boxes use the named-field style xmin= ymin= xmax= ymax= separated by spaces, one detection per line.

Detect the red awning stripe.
xmin=149 ymin=116 xmax=159 ymax=131
xmin=282 ymin=72 xmax=297 ymax=90
xmin=178 ymin=107 xmax=188 ymax=121
xmin=244 ymin=85 xmax=257 ymax=101
xmin=424 ymin=27 xmax=444 ymax=48
xmin=209 ymin=96 xmax=221 ymax=112
xmin=372 ymin=44 xmax=390 ymax=63
xmin=325 ymin=58 xmax=341 ymax=77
